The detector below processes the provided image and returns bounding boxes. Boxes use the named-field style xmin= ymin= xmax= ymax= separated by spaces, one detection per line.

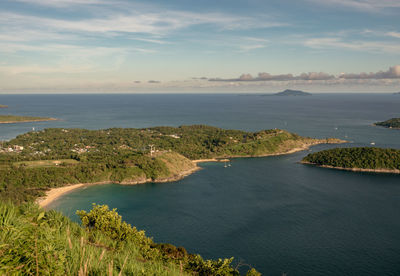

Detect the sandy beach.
xmin=37 ymin=167 xmax=202 ymax=209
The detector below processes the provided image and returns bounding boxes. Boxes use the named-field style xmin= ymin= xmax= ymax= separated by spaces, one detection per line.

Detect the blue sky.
xmin=0 ymin=0 xmax=399 ymax=93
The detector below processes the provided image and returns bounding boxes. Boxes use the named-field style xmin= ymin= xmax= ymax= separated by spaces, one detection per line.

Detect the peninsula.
xmin=0 ymin=115 xmax=58 ymax=124
xmin=272 ymin=89 xmax=312 ymax=96
xmin=0 ymin=125 xmax=345 ymax=205
xmin=375 ymin=118 xmax=400 ymax=129
xmin=302 ymin=147 xmax=400 ymax=174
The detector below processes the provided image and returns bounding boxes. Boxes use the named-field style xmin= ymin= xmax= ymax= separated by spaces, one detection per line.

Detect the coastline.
xmin=301 ymin=161 xmax=400 ymax=174
xmin=37 ymin=138 xmax=345 ymax=209
xmin=0 ymin=118 xmax=59 ymax=124
xmin=37 ymin=166 xmax=202 ymax=209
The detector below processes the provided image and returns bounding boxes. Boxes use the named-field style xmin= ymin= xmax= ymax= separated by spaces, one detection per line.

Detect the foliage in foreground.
xmin=0 ymin=201 xmax=260 ymax=275
xmin=303 ymin=147 xmax=400 ymax=170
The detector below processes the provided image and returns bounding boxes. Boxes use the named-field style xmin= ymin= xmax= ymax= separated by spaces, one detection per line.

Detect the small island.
xmin=394 ymin=92 xmax=400 ymax=95
xmin=0 ymin=115 xmax=58 ymax=124
xmin=0 ymin=104 xmax=8 ymax=108
xmin=374 ymin=118 xmax=400 ymax=129
xmin=272 ymin=89 xmax=312 ymax=96
xmin=302 ymin=147 xmax=400 ymax=174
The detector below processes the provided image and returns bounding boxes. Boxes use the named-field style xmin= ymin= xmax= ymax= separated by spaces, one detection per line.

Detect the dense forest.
xmin=0 ymin=125 xmax=342 ymax=203
xmin=375 ymin=118 xmax=400 ymax=129
xmin=302 ymin=147 xmax=400 ymax=171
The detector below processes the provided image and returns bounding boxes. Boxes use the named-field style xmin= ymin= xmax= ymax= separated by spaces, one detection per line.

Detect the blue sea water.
xmin=1 ymin=93 xmax=400 ymax=275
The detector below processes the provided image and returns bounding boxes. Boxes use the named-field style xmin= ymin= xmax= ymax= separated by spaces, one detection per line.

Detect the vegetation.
xmin=0 ymin=115 xmax=57 ymax=123
xmin=0 ymin=125 xmax=341 ymax=203
xmin=0 ymin=201 xmax=257 ymax=275
xmin=0 ymin=104 xmax=7 ymax=108
xmin=375 ymin=118 xmax=400 ymax=129
xmin=302 ymin=147 xmax=400 ymax=171
xmin=0 ymin=125 xmax=343 ymax=274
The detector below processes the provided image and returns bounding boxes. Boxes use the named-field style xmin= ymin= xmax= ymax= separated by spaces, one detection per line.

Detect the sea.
xmin=0 ymin=93 xmax=399 ymax=275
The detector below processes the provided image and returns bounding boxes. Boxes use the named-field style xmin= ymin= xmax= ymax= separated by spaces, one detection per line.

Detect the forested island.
xmin=0 ymin=115 xmax=58 ymax=124
xmin=375 ymin=118 xmax=400 ymax=129
xmin=271 ymin=89 xmax=312 ymax=96
xmin=302 ymin=147 xmax=400 ymax=173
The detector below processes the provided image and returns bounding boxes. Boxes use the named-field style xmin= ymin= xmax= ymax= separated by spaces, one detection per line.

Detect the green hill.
xmin=0 ymin=125 xmax=344 ymax=203
xmin=375 ymin=118 xmax=400 ymax=129
xmin=302 ymin=147 xmax=400 ymax=173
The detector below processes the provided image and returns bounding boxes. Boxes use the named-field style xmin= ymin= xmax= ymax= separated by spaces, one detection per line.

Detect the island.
xmin=302 ymin=147 xmax=400 ymax=174
xmin=0 ymin=104 xmax=8 ymax=108
xmin=374 ymin=118 xmax=400 ymax=129
xmin=271 ymin=89 xmax=312 ymax=96
xmin=394 ymin=92 xmax=400 ymax=95
xmin=0 ymin=125 xmax=347 ymax=275
xmin=0 ymin=115 xmax=58 ymax=124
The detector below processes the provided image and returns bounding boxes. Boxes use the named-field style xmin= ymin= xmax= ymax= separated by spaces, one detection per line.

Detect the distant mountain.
xmin=273 ymin=89 xmax=312 ymax=96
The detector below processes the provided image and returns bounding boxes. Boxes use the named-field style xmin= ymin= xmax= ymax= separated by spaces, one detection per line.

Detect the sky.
xmin=0 ymin=0 xmax=400 ymax=93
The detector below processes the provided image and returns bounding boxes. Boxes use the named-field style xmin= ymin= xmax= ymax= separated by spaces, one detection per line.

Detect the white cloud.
xmin=307 ymin=0 xmax=400 ymax=12
xmin=386 ymin=32 xmax=400 ymax=38
xmin=303 ymin=37 xmax=400 ymax=54
xmin=14 ymin=0 xmax=107 ymax=7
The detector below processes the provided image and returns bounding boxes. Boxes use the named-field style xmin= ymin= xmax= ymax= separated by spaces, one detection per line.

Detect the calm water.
xmin=1 ymin=93 xmax=400 ymax=275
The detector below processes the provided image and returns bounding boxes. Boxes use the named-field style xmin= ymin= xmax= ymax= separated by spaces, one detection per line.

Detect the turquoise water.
xmin=1 ymin=93 xmax=400 ymax=275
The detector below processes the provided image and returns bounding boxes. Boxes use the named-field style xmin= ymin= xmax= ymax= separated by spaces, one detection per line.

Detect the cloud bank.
xmin=209 ymin=65 xmax=400 ymax=82
xmin=339 ymin=65 xmax=400 ymax=79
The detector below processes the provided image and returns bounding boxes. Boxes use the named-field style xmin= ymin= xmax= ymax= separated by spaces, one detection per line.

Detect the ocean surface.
xmin=1 ymin=93 xmax=400 ymax=275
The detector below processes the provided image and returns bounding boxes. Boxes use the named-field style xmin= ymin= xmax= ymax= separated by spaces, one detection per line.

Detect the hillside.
xmin=0 ymin=125 xmax=345 ymax=203
xmin=375 ymin=118 xmax=400 ymax=129
xmin=0 ymin=201 xmax=260 ymax=275
xmin=302 ymin=147 xmax=400 ymax=173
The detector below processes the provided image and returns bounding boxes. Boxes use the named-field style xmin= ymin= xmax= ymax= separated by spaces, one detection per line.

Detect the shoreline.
xmin=37 ymin=166 xmax=202 ymax=209
xmin=301 ymin=161 xmax=400 ymax=174
xmin=37 ymin=138 xmax=345 ymax=209
xmin=0 ymin=118 xmax=59 ymax=124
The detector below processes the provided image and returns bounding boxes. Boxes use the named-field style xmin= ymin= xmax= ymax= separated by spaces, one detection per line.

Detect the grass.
xmin=14 ymin=159 xmax=79 ymax=168
xmin=0 ymin=201 xmax=189 ymax=275
xmin=0 ymin=201 xmax=257 ymax=275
